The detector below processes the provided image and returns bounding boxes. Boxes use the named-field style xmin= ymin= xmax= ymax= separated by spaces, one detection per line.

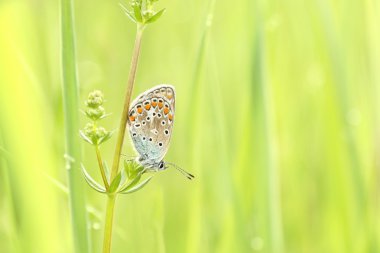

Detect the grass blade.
xmin=60 ymin=0 xmax=90 ymax=252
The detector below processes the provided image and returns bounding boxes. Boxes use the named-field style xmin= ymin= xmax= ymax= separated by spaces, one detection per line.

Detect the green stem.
xmin=111 ymin=24 xmax=145 ymax=181
xmin=60 ymin=0 xmax=90 ymax=252
xmin=102 ymin=24 xmax=145 ymax=253
xmin=102 ymin=195 xmax=116 ymax=253
xmin=96 ymin=145 xmax=109 ymax=190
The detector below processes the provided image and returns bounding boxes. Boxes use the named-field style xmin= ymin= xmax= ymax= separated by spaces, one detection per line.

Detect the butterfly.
xmin=127 ymin=84 xmax=194 ymax=179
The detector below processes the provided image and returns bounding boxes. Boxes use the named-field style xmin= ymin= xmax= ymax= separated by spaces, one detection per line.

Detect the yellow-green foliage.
xmin=0 ymin=0 xmax=378 ymax=252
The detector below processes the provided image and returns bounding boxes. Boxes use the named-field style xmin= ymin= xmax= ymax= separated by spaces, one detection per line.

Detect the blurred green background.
xmin=0 ymin=0 xmax=379 ymax=252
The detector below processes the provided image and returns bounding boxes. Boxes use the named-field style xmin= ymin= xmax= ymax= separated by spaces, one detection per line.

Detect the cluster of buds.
xmin=80 ymin=90 xmax=112 ymax=146
xmin=120 ymin=0 xmax=165 ymax=25
xmin=124 ymin=159 xmax=145 ymax=179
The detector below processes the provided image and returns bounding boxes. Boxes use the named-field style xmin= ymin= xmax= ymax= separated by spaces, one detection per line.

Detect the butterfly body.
xmin=127 ymin=85 xmax=175 ymax=171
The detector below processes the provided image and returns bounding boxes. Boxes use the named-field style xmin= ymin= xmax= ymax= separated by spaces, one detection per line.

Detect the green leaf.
xmin=119 ymin=3 xmax=137 ymax=23
xmin=118 ymin=173 xmax=142 ymax=193
xmin=123 ymin=159 xmax=144 ymax=179
xmin=79 ymin=130 xmax=94 ymax=145
xmin=133 ymin=5 xmax=143 ymax=23
xmin=81 ymin=164 xmax=106 ymax=193
xmin=109 ymin=172 xmax=122 ymax=193
xmin=99 ymin=113 xmax=112 ymax=119
xmin=145 ymin=8 xmax=165 ymax=24
xmin=98 ymin=130 xmax=114 ymax=145
xmin=120 ymin=176 xmax=153 ymax=194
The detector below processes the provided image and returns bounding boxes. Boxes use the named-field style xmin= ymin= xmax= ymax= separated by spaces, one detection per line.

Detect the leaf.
xmin=79 ymin=130 xmax=94 ymax=145
xmin=133 ymin=5 xmax=143 ymax=22
xmin=109 ymin=172 xmax=122 ymax=193
xmin=118 ymin=173 xmax=142 ymax=193
xmin=99 ymin=113 xmax=112 ymax=119
xmin=81 ymin=164 xmax=106 ymax=193
xmin=145 ymin=8 xmax=165 ymax=24
xmin=119 ymin=3 xmax=137 ymax=23
xmin=124 ymin=159 xmax=144 ymax=179
xmin=119 ymin=176 xmax=153 ymax=194
xmin=98 ymin=130 xmax=114 ymax=145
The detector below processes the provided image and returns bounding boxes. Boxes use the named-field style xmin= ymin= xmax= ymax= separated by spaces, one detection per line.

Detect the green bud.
xmin=86 ymin=90 xmax=104 ymax=108
xmin=130 ymin=0 xmax=141 ymax=7
xmin=84 ymin=122 xmax=96 ymax=137
xmin=124 ymin=160 xmax=144 ymax=179
xmin=143 ymin=10 xmax=154 ymax=19
xmin=96 ymin=126 xmax=107 ymax=140
xmin=81 ymin=123 xmax=110 ymax=145
xmin=86 ymin=106 xmax=105 ymax=121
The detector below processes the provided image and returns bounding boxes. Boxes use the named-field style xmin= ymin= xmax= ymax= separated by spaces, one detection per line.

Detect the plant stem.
xmin=96 ymin=145 xmax=109 ymax=190
xmin=102 ymin=24 xmax=145 ymax=253
xmin=60 ymin=0 xmax=90 ymax=252
xmin=111 ymin=24 xmax=145 ymax=181
xmin=102 ymin=195 xmax=116 ymax=253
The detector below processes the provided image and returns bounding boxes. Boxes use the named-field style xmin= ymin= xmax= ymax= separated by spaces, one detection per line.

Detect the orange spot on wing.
xmin=129 ymin=115 xmax=136 ymax=122
xmin=151 ymin=101 xmax=157 ymax=107
xmin=168 ymin=114 xmax=173 ymax=121
xmin=158 ymin=102 xmax=163 ymax=109
xmin=137 ymin=107 xmax=143 ymax=114
xmin=144 ymin=104 xmax=151 ymax=110
xmin=166 ymin=94 xmax=173 ymax=99
xmin=163 ymin=107 xmax=169 ymax=115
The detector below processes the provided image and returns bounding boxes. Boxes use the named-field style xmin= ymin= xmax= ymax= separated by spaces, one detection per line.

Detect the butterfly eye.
xmin=159 ymin=162 xmax=164 ymax=169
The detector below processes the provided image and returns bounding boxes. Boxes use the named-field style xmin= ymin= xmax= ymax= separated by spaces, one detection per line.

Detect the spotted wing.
xmin=127 ymin=85 xmax=175 ymax=166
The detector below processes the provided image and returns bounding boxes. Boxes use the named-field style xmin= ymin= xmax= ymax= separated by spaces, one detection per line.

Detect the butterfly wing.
xmin=127 ymin=85 xmax=175 ymax=167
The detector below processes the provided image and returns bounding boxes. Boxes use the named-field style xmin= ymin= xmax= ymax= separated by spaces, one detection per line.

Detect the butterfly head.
xmin=137 ymin=155 xmax=166 ymax=171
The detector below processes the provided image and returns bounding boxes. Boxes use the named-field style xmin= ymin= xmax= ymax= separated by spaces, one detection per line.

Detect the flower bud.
xmin=86 ymin=90 xmax=104 ymax=108
xmin=96 ymin=126 xmax=107 ymax=140
xmin=86 ymin=106 xmax=105 ymax=121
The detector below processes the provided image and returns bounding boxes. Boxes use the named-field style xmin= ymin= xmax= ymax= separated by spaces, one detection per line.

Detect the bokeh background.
xmin=0 ymin=0 xmax=379 ymax=252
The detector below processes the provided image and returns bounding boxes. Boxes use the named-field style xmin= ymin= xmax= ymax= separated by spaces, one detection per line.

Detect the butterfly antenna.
xmin=166 ymin=162 xmax=195 ymax=180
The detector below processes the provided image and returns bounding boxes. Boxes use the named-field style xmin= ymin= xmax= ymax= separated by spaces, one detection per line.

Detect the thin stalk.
xmin=111 ymin=24 xmax=145 ymax=181
xmin=252 ymin=2 xmax=284 ymax=252
xmin=102 ymin=24 xmax=145 ymax=253
xmin=96 ymin=145 xmax=109 ymax=190
xmin=60 ymin=0 xmax=90 ymax=252
xmin=102 ymin=195 xmax=117 ymax=253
